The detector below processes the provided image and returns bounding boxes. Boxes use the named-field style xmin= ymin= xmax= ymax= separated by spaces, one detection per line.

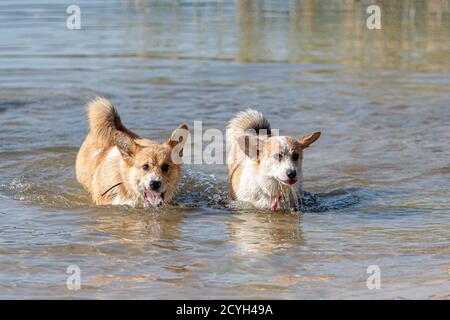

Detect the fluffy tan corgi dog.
xmin=227 ymin=109 xmax=320 ymax=210
xmin=76 ymin=97 xmax=188 ymax=208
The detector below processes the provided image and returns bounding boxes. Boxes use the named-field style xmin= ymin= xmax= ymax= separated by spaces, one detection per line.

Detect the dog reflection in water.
xmin=227 ymin=211 xmax=305 ymax=253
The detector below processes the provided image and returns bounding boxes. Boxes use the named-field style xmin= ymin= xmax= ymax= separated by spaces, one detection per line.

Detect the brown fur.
xmin=76 ymin=97 xmax=188 ymax=207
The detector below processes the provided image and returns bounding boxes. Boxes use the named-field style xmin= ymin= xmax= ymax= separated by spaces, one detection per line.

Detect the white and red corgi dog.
xmin=227 ymin=109 xmax=320 ymax=210
xmin=76 ymin=97 xmax=188 ymax=208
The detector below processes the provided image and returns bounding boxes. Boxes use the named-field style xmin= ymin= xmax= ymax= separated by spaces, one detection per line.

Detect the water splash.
xmin=0 ymin=154 xmax=359 ymax=213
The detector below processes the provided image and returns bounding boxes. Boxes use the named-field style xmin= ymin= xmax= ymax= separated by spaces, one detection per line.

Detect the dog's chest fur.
xmin=235 ymin=158 xmax=299 ymax=209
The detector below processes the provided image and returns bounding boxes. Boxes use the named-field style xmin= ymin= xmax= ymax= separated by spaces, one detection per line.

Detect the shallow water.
xmin=0 ymin=0 xmax=449 ymax=299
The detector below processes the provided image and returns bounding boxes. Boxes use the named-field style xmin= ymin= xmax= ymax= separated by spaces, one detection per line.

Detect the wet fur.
xmin=227 ymin=109 xmax=321 ymax=210
xmin=76 ymin=97 xmax=188 ymax=207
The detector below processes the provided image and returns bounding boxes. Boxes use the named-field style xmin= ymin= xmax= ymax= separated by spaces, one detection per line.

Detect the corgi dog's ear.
xmin=115 ymin=132 xmax=140 ymax=163
xmin=299 ymin=132 xmax=321 ymax=149
xmin=237 ymin=135 xmax=265 ymax=160
xmin=166 ymin=124 xmax=189 ymax=163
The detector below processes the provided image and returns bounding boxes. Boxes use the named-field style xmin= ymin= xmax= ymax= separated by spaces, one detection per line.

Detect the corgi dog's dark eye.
xmin=292 ymin=153 xmax=299 ymax=161
xmin=161 ymin=164 xmax=170 ymax=172
xmin=142 ymin=164 xmax=149 ymax=171
xmin=273 ymin=153 xmax=283 ymax=161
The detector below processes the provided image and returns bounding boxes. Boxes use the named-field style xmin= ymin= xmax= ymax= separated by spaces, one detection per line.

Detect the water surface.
xmin=0 ymin=0 xmax=449 ymax=299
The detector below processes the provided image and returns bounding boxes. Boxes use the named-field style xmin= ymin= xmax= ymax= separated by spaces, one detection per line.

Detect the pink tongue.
xmin=145 ymin=191 xmax=162 ymax=207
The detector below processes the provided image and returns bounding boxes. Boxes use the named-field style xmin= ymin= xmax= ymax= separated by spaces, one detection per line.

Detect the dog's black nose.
xmin=149 ymin=180 xmax=161 ymax=191
xmin=287 ymin=169 xmax=297 ymax=179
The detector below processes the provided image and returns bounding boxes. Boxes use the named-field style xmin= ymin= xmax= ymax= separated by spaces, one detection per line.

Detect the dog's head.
xmin=238 ymin=131 xmax=321 ymax=187
xmin=114 ymin=124 xmax=189 ymax=208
